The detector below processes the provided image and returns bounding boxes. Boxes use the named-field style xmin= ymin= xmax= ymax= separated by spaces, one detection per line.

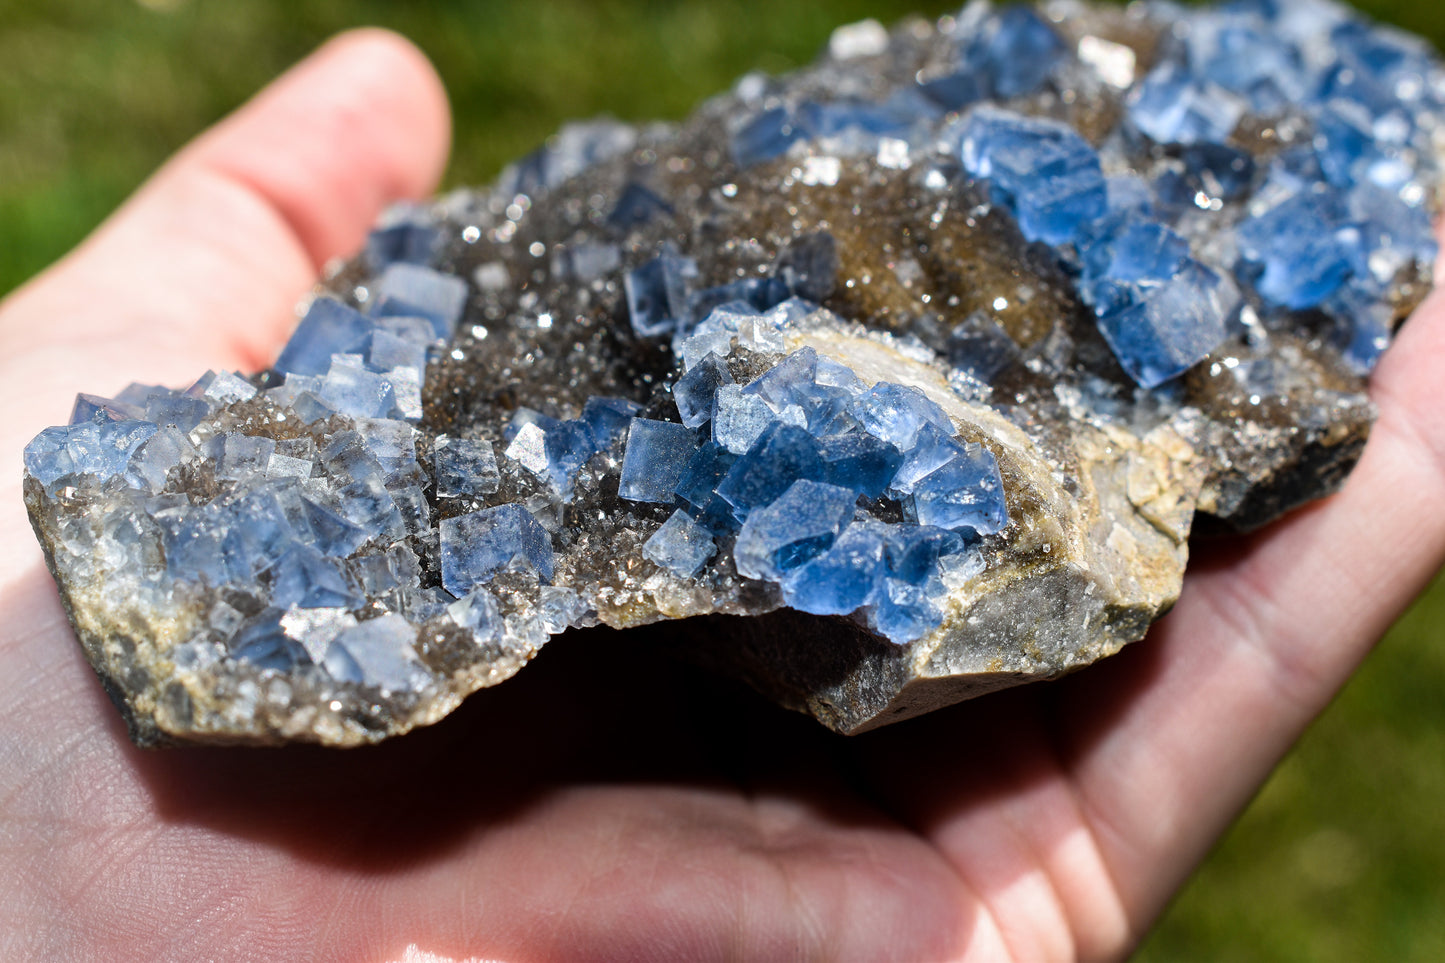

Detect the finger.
xmin=1052 ymin=280 xmax=1445 ymax=935
xmin=0 ymin=28 xmax=449 ymax=409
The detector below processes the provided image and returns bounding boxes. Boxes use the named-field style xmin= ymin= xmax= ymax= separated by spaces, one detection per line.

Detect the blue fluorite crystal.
xmin=618 ymin=419 xmax=699 ymax=503
xmin=923 ymin=5 xmax=1067 ymax=110
xmin=674 ymin=441 xmax=739 ymax=526
xmin=885 ymin=526 xmax=968 ymax=585
xmin=888 ymin=423 xmax=967 ymax=497
xmin=321 ymin=614 xmax=426 ymax=693
xmin=958 ymin=107 xmax=1107 ymax=245
xmin=715 ymin=423 xmax=828 ymax=517
xmin=848 ymin=382 xmax=952 ymax=451
xmin=365 ymin=207 xmax=441 ymax=272
xmin=732 ymin=106 xmax=804 ymax=168
xmin=1094 ymin=261 xmax=1235 ymax=389
xmin=440 ymin=503 xmax=556 ymax=596
xmin=713 ymin=383 xmax=788 ymax=455
xmin=817 ymin=433 xmax=904 ymax=500
xmin=274 ymin=298 xmax=374 ymax=377
xmin=781 ymin=521 xmax=889 ymax=616
xmin=905 ymin=443 xmax=1008 ymax=536
xmin=24 ymin=420 xmax=159 ymax=491
xmin=433 ymin=436 xmax=500 ymax=498
xmin=270 ymin=544 xmax=362 ymax=611
xmin=608 ymin=182 xmax=674 ymax=230
xmin=369 ymin=263 xmax=468 ymax=341
xmin=642 ymin=510 xmax=717 ymax=578
xmin=869 ymin=578 xmax=944 ymax=645
xmin=580 ymin=396 xmax=643 ymax=448
xmin=1127 ymin=62 xmax=1246 ymax=146
xmin=624 ymin=246 xmax=697 ymax=338
xmin=733 ymin=479 xmax=857 ymax=581
xmin=672 ymin=353 xmax=733 ymax=429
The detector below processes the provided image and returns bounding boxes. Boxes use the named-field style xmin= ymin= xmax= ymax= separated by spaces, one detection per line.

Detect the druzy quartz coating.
xmin=23 ymin=0 xmax=1444 ymax=746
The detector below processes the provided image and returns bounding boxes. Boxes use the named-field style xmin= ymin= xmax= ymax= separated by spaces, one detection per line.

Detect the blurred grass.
xmin=0 ymin=0 xmax=1442 ymax=958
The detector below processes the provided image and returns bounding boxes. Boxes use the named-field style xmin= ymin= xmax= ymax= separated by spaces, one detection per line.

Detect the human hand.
xmin=0 ymin=30 xmax=1441 ymax=962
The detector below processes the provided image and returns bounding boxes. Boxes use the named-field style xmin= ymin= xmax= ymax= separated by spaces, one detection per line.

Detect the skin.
xmin=0 ymin=31 xmax=1441 ymax=963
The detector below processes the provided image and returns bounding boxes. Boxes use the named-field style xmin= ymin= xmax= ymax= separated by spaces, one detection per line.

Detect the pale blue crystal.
xmin=23 ymin=427 xmax=78 ymax=488
xmin=316 ymin=357 xmax=396 ymax=419
xmin=541 ymin=418 xmax=599 ymax=494
xmin=229 ymin=608 xmax=308 ymax=672
xmin=1127 ymin=62 xmax=1245 ymax=146
xmin=274 ymin=298 xmax=374 ymax=377
xmin=208 ymin=434 xmax=276 ymax=482
xmin=618 ymin=419 xmax=698 ymax=503
xmin=887 ymin=423 xmax=967 ymax=496
xmin=365 ymin=209 xmax=440 ymax=272
xmin=733 ymin=479 xmax=857 ymax=581
xmin=269 ymin=544 xmax=363 ymax=610
xmin=624 ymin=245 xmax=697 ymax=338
xmin=673 ymin=440 xmax=739 ymax=528
xmin=869 ymin=578 xmax=943 ymax=645
xmin=715 ymin=423 xmax=827 ymax=516
xmin=332 ymin=476 xmax=408 ymax=545
xmin=642 ymin=510 xmax=717 ymax=578
xmin=368 ymin=327 xmax=430 ymax=372
xmin=885 ymin=525 xmax=967 ymax=585
xmin=127 ymin=426 xmax=197 ymax=491
xmin=144 ymin=393 xmax=211 ymax=433
xmin=780 ymin=520 xmax=889 ymax=616
xmin=848 ymin=382 xmax=952 ymax=451
xmin=370 ymin=263 xmax=469 ymax=341
xmin=817 ymin=433 xmax=903 ymax=500
xmin=944 ymin=313 xmax=1019 ymax=383
xmin=673 ymin=353 xmax=733 ymax=429
xmin=301 ymin=497 xmax=370 ymax=557
xmin=501 ymin=119 xmax=636 ymax=195
xmin=906 ymin=443 xmax=1008 ymax=535
xmin=70 ymin=393 xmax=143 ymax=425
xmin=322 ymin=614 xmax=426 ymax=692
xmin=732 ymin=106 xmax=805 ymax=167
xmin=440 ymin=503 xmax=556 ymax=596
xmin=1095 ymin=261 xmax=1234 ymax=388
xmin=448 ymin=588 xmax=503 ymax=642
xmin=714 ymin=383 xmax=799 ymax=456
xmin=958 ymin=107 xmax=1107 ymax=245
xmin=609 ymin=182 xmax=674 ymax=230
xmin=434 ymin=435 xmax=500 ymax=498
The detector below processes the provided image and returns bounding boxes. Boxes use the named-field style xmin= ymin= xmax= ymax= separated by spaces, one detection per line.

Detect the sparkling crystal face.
xmin=21 ymin=0 xmax=1444 ymax=746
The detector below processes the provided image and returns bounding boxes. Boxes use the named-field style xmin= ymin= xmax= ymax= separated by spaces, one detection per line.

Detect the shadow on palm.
xmin=124 ymin=588 xmax=1167 ymax=877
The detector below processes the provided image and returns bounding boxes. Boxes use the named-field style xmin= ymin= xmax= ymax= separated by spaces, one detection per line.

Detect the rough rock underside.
xmin=24 ymin=0 xmax=1445 ymax=746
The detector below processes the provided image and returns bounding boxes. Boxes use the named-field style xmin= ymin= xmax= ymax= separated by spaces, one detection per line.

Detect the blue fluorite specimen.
xmin=21 ymin=0 xmax=1441 ymax=747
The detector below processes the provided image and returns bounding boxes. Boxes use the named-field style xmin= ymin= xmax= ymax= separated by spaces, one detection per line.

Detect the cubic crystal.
xmin=642 ymin=510 xmax=718 ymax=578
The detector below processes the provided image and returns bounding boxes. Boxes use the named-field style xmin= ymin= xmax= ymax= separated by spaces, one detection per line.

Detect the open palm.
xmin=1 ymin=34 xmax=1441 ymax=962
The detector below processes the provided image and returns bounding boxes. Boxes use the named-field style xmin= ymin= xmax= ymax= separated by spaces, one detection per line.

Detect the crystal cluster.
xmin=624 ymin=324 xmax=1009 ymax=641
xmin=23 ymin=0 xmax=1443 ymax=746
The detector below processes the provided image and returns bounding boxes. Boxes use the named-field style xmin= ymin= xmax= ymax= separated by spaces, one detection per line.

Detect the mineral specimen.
xmin=24 ymin=0 xmax=1443 ymax=746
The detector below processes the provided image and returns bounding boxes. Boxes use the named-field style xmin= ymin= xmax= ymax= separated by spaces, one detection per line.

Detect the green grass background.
xmin=2 ymin=0 xmax=1442 ymax=957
